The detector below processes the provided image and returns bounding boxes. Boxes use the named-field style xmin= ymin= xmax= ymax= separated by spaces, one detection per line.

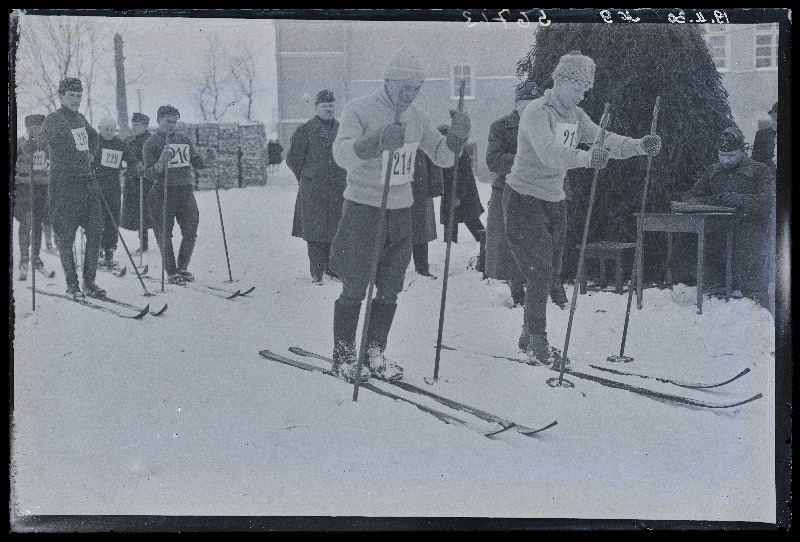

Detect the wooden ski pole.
xmin=92 ymin=176 xmax=153 ymax=296
xmin=550 ymin=103 xmax=611 ymax=388
xmin=431 ymin=79 xmax=466 ymax=384
xmin=212 ymin=152 xmax=235 ymax=283
xmin=139 ymin=174 xmax=144 ymax=267
xmin=610 ymin=96 xmax=661 ymax=363
xmin=352 ymin=100 xmax=402 ymax=402
xmin=161 ymin=133 xmax=170 ymax=292
xmin=29 ymin=140 xmax=36 ymax=310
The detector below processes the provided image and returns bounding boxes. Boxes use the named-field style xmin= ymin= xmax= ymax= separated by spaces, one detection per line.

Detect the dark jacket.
xmin=94 ymin=135 xmax=137 ymax=184
xmin=14 ymin=136 xmax=49 ymax=186
xmin=410 ymin=151 xmax=442 ymax=244
xmin=289 ymin=116 xmax=348 ymax=242
xmin=143 ymin=129 xmax=207 ymax=186
xmin=751 ymin=127 xmax=776 ymax=172
xmin=486 ymin=110 xmax=519 ymax=189
xmin=440 ymin=150 xmax=485 ymax=226
xmin=41 ymin=106 xmax=98 ymax=182
xmin=120 ymin=131 xmax=154 ymax=231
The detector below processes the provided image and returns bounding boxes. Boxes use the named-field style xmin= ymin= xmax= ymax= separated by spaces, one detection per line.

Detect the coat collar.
xmin=309 ymin=115 xmax=338 ymax=137
xmin=708 ymin=156 xmax=758 ymax=178
xmin=504 ymin=110 xmax=520 ymax=129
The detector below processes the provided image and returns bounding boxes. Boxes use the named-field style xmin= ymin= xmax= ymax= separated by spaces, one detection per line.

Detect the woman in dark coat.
xmin=288 ymin=90 xmax=347 ymax=283
xmin=410 ymin=151 xmax=443 ymax=277
xmin=437 ymin=125 xmax=485 ymax=247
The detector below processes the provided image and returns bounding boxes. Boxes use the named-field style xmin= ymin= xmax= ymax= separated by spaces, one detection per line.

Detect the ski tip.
xmin=227 ymin=290 xmax=241 ymax=299
xmin=117 ymin=267 xmax=127 ymax=277
xmin=151 ymin=303 xmax=168 ymax=316
xmin=133 ymin=304 xmax=149 ymax=319
xmin=47 ymin=270 xmax=56 ymax=278
xmin=519 ymin=420 xmax=559 ymax=436
xmin=141 ymin=265 xmax=149 ymax=274
xmin=241 ymin=286 xmax=256 ymax=296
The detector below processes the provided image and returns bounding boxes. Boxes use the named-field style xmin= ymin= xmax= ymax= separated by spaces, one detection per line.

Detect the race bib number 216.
xmin=168 ymin=143 xmax=191 ymax=168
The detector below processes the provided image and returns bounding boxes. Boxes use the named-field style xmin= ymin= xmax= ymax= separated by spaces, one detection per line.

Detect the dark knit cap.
xmin=24 ymin=114 xmax=45 ymax=127
xmin=58 ymin=77 xmax=83 ymax=94
xmin=315 ymin=89 xmax=335 ymax=105
xmin=717 ymin=127 xmax=745 ymax=152
xmin=515 ymin=80 xmax=541 ymax=102
xmin=156 ymin=105 xmax=180 ymax=120
xmin=131 ymin=112 xmax=150 ymax=124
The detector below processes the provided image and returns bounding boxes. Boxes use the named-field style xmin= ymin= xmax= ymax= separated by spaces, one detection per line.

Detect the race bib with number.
xmin=555 ymin=122 xmax=578 ymax=149
xmin=380 ymin=142 xmax=418 ymax=186
xmin=100 ymin=148 xmax=124 ymax=168
xmin=71 ymin=127 xmax=89 ymax=151
xmin=167 ymin=143 xmax=191 ymax=168
xmin=32 ymin=151 xmax=48 ymax=171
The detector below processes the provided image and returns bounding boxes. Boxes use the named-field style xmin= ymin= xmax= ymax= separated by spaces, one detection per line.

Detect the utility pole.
xmin=114 ymin=33 xmax=131 ymax=139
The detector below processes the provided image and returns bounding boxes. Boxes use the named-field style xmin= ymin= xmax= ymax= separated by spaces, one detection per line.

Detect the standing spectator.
xmin=288 ymin=89 xmax=348 ymax=284
xmin=94 ymin=117 xmax=141 ymax=270
xmin=120 ymin=113 xmax=155 ymax=253
xmin=410 ymin=150 xmax=443 ymax=277
xmin=329 ymin=45 xmax=470 ymax=382
xmin=41 ymin=78 xmax=104 ymax=299
xmin=13 ymin=114 xmax=49 ymax=281
xmin=751 ymin=102 xmax=777 ymax=174
xmin=503 ymin=51 xmax=661 ymax=366
xmin=485 ymin=81 xmax=540 ymax=309
xmin=437 ymin=125 xmax=485 ymax=269
xmin=143 ymin=105 xmax=215 ymax=285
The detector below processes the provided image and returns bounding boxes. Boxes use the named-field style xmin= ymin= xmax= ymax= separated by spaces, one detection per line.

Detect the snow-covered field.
xmin=11 ymin=168 xmax=776 ymax=522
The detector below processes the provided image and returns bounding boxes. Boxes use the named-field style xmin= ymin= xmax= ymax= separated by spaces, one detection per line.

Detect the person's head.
xmin=156 ymin=105 xmax=180 ymax=135
xmin=98 ymin=117 xmax=117 ymax=140
xmin=315 ymin=89 xmax=335 ymax=121
xmin=131 ymin=112 xmax=150 ymax=136
xmin=768 ymin=102 xmax=778 ymax=130
xmin=383 ymin=45 xmax=425 ymax=113
xmin=514 ymin=80 xmax=541 ymax=116
xmin=550 ymin=51 xmax=596 ymax=109
xmin=58 ymin=78 xmax=83 ymax=111
xmin=24 ymin=114 xmax=45 ymax=139
xmin=717 ymin=127 xmax=746 ymax=169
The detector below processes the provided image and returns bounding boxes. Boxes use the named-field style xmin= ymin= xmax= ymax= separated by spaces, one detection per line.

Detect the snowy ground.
xmin=11 ymin=167 xmax=776 ymax=523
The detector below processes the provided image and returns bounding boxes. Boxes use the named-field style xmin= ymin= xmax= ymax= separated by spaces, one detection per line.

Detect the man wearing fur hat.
xmin=94 ymin=117 xmax=142 ymax=270
xmin=503 ymin=51 xmax=662 ymax=367
xmin=288 ymin=89 xmax=348 ymax=284
xmin=41 ymin=77 xmax=104 ymax=300
xmin=143 ymin=105 xmax=214 ymax=285
xmin=330 ymin=45 xmax=471 ymax=382
xmin=13 ymin=114 xmax=49 ymax=281
xmin=683 ymin=126 xmax=774 ymax=310
xmin=121 ymin=113 xmax=155 ymax=254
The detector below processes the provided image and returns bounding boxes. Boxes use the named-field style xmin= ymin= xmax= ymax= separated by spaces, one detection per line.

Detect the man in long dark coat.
xmin=288 ymin=89 xmax=347 ymax=284
xmin=120 ymin=113 xmax=154 ymax=253
xmin=410 ymin=151 xmax=442 ymax=277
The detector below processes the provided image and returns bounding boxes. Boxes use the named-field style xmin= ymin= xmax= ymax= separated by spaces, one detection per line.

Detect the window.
xmin=704 ymin=25 xmax=730 ymax=71
xmin=451 ymin=65 xmax=475 ymax=100
xmin=755 ymin=23 xmax=779 ymax=69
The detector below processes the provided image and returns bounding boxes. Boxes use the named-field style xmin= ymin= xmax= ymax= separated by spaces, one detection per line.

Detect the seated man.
xmin=681 ymin=127 xmax=775 ymax=309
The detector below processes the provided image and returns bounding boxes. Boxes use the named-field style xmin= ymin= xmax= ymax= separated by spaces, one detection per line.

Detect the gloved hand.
xmin=589 ymin=146 xmax=610 ymax=169
xmin=718 ymin=192 xmax=746 ymax=208
xmin=640 ymin=134 xmax=662 ymax=156
xmin=449 ymin=110 xmax=471 ymax=140
xmin=379 ymin=123 xmax=405 ymax=152
xmin=133 ymin=162 xmax=145 ymax=176
xmin=156 ymin=146 xmax=172 ymax=172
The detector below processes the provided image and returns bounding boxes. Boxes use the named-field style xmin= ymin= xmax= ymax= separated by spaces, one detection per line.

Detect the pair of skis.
xmin=259 ymin=348 xmax=558 ymax=441
xmin=439 ymin=344 xmax=761 ymax=409
xmin=141 ymin=275 xmax=255 ymax=300
xmin=30 ymin=287 xmax=166 ymax=319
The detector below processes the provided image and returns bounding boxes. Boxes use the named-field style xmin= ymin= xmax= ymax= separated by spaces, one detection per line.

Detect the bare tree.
xmin=193 ymin=36 xmax=238 ymax=122
xmin=15 ymin=15 xmax=109 ymax=122
xmin=230 ymin=42 xmax=267 ymax=121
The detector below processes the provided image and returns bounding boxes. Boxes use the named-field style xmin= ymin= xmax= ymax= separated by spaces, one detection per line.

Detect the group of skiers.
xmin=14 ymin=48 xmax=775 ymax=386
xmin=14 ymin=77 xmax=215 ymax=300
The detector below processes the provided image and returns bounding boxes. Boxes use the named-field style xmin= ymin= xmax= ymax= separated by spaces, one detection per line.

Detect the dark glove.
xmin=379 ymin=123 xmax=405 ymax=152
xmin=589 ymin=146 xmax=610 ymax=169
xmin=718 ymin=192 xmax=746 ymax=208
xmin=449 ymin=110 xmax=471 ymax=139
xmin=640 ymin=134 xmax=662 ymax=156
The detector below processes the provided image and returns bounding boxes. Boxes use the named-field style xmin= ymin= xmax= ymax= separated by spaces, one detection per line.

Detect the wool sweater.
xmin=333 ymin=86 xmax=455 ymax=209
xmin=41 ymin=106 xmax=98 ymax=182
xmin=506 ymin=89 xmax=645 ymax=202
xmin=15 ymin=136 xmax=49 ymax=185
xmin=94 ymin=135 xmax=138 ymax=183
xmin=142 ymin=129 xmax=207 ymax=186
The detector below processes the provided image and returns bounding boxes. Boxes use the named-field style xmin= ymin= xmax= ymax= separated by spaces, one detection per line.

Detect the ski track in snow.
xmin=11 ymin=170 xmax=776 ymax=521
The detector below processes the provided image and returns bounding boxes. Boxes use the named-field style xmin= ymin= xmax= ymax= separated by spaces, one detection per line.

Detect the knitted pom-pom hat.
xmin=384 ymin=45 xmax=425 ymax=81
xmin=552 ymin=50 xmax=596 ymax=90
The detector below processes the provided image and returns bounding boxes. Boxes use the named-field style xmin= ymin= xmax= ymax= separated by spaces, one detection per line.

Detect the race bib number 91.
xmin=32 ymin=151 xmax=48 ymax=171
xmin=168 ymin=143 xmax=191 ymax=168
xmin=555 ymin=122 xmax=578 ymax=149
xmin=100 ymin=148 xmax=123 ymax=169
xmin=71 ymin=127 xmax=89 ymax=151
xmin=381 ymin=142 xmax=418 ymax=186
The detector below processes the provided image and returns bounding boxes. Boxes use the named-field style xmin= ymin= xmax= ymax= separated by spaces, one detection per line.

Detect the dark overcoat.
xmin=410 ymin=151 xmax=442 ymax=245
xmin=120 ymin=131 xmax=154 ymax=231
xmin=288 ymin=116 xmax=347 ymax=242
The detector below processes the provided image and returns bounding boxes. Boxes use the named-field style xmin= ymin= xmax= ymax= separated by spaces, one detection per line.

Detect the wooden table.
xmin=635 ymin=212 xmax=734 ymax=314
xmin=579 ymin=241 xmax=636 ymax=294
